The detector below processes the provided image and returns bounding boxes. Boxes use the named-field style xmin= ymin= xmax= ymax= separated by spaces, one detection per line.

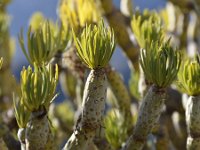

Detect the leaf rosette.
xmin=20 ymin=64 xmax=58 ymax=111
xmin=19 ymin=21 xmax=70 ymax=66
xmin=178 ymin=58 xmax=200 ymax=96
xmin=140 ymin=41 xmax=181 ymax=88
xmin=73 ymin=20 xmax=116 ymax=69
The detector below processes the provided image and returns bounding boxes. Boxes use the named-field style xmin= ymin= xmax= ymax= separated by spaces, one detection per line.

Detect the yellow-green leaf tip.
xmin=178 ymin=57 xmax=200 ymax=96
xmin=18 ymin=20 xmax=68 ymax=66
xmin=20 ymin=64 xmax=58 ymax=112
xmin=140 ymin=41 xmax=181 ymax=88
xmin=13 ymin=94 xmax=30 ymax=128
xmin=73 ymin=19 xmax=116 ymax=69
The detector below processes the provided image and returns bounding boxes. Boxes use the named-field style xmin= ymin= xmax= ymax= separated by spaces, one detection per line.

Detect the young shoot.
xmin=18 ymin=21 xmax=70 ymax=66
xmin=20 ymin=64 xmax=58 ymax=112
xmin=13 ymin=95 xmax=30 ymax=128
xmin=73 ymin=19 xmax=116 ymax=69
xmin=140 ymin=41 xmax=181 ymax=88
xmin=178 ymin=57 xmax=200 ymax=96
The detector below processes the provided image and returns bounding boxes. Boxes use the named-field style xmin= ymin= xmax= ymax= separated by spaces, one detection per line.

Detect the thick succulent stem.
xmin=123 ymin=85 xmax=166 ymax=150
xmin=106 ymin=66 xmax=133 ymax=132
xmin=63 ymin=68 xmax=107 ymax=150
xmin=25 ymin=109 xmax=52 ymax=150
xmin=186 ymin=95 xmax=200 ymax=150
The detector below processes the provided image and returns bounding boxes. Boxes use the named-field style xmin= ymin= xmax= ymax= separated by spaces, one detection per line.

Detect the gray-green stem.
xmin=25 ymin=109 xmax=54 ymax=150
xmin=186 ymin=95 xmax=200 ymax=150
xmin=63 ymin=68 xmax=107 ymax=150
xmin=122 ymin=85 xmax=166 ymax=150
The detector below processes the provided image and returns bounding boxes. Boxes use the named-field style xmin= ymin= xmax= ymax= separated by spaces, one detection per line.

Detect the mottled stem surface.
xmin=123 ymin=85 xmax=166 ymax=150
xmin=63 ymin=69 xmax=107 ymax=150
xmin=26 ymin=109 xmax=54 ymax=150
xmin=186 ymin=95 xmax=200 ymax=150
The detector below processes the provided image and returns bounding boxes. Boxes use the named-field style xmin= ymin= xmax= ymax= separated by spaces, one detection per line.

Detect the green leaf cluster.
xmin=140 ymin=41 xmax=181 ymax=88
xmin=104 ymin=109 xmax=128 ymax=149
xmin=18 ymin=21 xmax=70 ymax=66
xmin=131 ymin=10 xmax=164 ymax=49
xmin=20 ymin=64 xmax=58 ymax=111
xmin=13 ymin=95 xmax=30 ymax=128
xmin=29 ymin=12 xmax=71 ymax=52
xmin=177 ymin=58 xmax=200 ymax=96
xmin=73 ymin=20 xmax=115 ymax=69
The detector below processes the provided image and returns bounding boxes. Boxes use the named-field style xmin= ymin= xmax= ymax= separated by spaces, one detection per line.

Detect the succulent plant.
xmin=123 ymin=12 xmax=181 ymax=149
xmin=2 ymin=1 xmax=200 ymax=150
xmin=178 ymin=58 xmax=200 ymax=149
xmin=19 ymin=64 xmax=58 ymax=150
xmin=20 ymin=64 xmax=58 ymax=111
xmin=178 ymin=58 xmax=200 ymax=96
xmin=124 ymin=41 xmax=181 ymax=150
xmin=13 ymin=95 xmax=30 ymax=150
xmin=13 ymin=96 xmax=30 ymax=129
xmin=74 ymin=20 xmax=115 ymax=69
xmin=18 ymin=21 xmax=70 ymax=66
xmin=63 ymin=19 xmax=115 ymax=150
xmin=140 ymin=40 xmax=181 ymax=88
